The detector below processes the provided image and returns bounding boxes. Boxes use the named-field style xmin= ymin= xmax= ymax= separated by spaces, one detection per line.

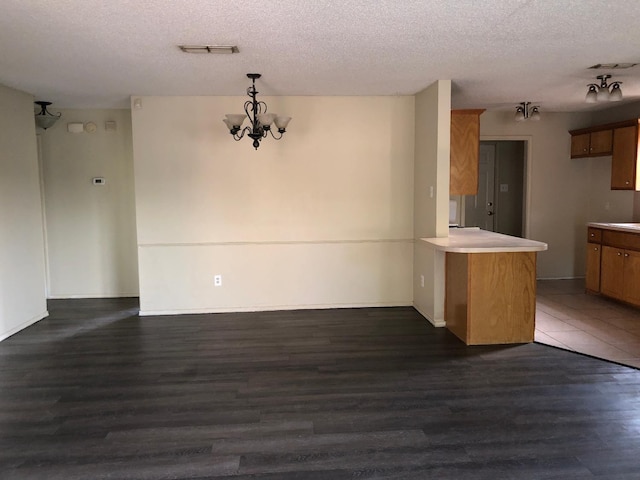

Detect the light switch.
xmin=92 ymin=177 xmax=105 ymax=185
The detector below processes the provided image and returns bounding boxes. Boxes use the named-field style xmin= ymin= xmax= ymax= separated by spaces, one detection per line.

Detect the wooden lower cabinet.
xmin=601 ymin=246 xmax=625 ymax=299
xmin=445 ymin=251 xmax=536 ymax=345
xmin=585 ymin=242 xmax=601 ymax=293
xmin=623 ymin=250 xmax=640 ymax=305
xmin=600 ymin=245 xmax=640 ymax=305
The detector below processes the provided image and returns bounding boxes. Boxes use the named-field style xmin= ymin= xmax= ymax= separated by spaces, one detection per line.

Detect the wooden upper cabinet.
xmin=569 ymin=130 xmax=612 ymax=158
xmin=589 ymin=129 xmax=613 ymax=156
xmin=611 ymin=125 xmax=638 ymax=190
xmin=450 ymin=109 xmax=484 ymax=196
xmin=570 ymin=118 xmax=640 ymax=191
xmin=570 ymin=133 xmax=590 ymax=158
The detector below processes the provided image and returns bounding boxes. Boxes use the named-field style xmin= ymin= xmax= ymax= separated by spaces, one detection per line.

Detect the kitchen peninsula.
xmin=422 ymin=228 xmax=548 ymax=345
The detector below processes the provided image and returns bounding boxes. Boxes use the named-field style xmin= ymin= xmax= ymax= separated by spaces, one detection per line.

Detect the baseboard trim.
xmin=47 ymin=294 xmax=139 ymax=299
xmin=0 ymin=310 xmax=49 ymax=342
xmin=413 ymin=304 xmax=446 ymax=328
xmin=139 ymin=301 xmax=413 ymax=317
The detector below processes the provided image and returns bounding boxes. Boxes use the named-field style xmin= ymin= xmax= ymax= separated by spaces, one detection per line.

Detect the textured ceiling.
xmin=2 ymin=0 xmax=640 ymax=111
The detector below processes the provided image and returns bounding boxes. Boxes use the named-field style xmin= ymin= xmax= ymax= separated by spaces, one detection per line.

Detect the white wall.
xmin=480 ymin=110 xmax=634 ymax=278
xmin=412 ymin=80 xmax=451 ymax=325
xmin=0 ymin=84 xmax=48 ymax=340
xmin=40 ymin=109 xmax=139 ymax=297
xmin=132 ymin=96 xmax=415 ymax=314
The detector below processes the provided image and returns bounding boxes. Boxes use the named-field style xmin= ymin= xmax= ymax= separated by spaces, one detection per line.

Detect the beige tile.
xmin=560 ymin=316 xmax=612 ymax=333
xmin=535 ymin=303 xmax=579 ymax=321
xmin=614 ymin=358 xmax=640 ymax=369
xmin=546 ymin=330 xmax=609 ymax=347
xmin=567 ymin=341 xmax=631 ymax=360
xmin=534 ymin=331 xmax=574 ymax=351
xmin=535 ymin=279 xmax=640 ymax=369
xmin=551 ymin=294 xmax=611 ymax=310
xmin=610 ymin=340 xmax=640 ymax=356
xmin=534 ymin=315 xmax=579 ymax=333
xmin=599 ymin=316 xmax=640 ymax=332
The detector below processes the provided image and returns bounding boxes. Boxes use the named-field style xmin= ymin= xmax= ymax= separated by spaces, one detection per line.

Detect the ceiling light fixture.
xmin=223 ymin=73 xmax=292 ymax=150
xmin=585 ymin=74 xmax=623 ymax=103
xmin=178 ymin=45 xmax=238 ymax=54
xmin=34 ymin=101 xmax=61 ymax=130
xmin=514 ymin=102 xmax=540 ymax=122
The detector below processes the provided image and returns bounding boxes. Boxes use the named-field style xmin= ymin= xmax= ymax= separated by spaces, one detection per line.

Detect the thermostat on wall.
xmin=92 ymin=177 xmax=105 ymax=185
xmin=84 ymin=122 xmax=97 ymax=133
xmin=67 ymin=122 xmax=84 ymax=133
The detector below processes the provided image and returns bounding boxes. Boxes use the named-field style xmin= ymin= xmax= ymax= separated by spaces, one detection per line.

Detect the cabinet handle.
xmin=625 ymin=253 xmax=629 ymax=257
xmin=626 ymin=181 xmax=630 ymax=185
xmin=618 ymin=252 xmax=622 ymax=256
xmin=590 ymin=233 xmax=595 ymax=237
xmin=594 ymin=247 xmax=599 ymax=251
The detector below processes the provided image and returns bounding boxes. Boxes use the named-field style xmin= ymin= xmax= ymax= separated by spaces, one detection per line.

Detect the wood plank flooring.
xmin=2 ymin=298 xmax=640 ymax=479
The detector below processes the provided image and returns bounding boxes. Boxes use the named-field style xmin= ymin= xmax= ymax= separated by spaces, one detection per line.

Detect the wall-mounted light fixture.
xmin=223 ymin=73 xmax=292 ymax=150
xmin=586 ymin=74 xmax=622 ymax=103
xmin=34 ymin=101 xmax=61 ymax=130
xmin=515 ymin=102 xmax=540 ymax=122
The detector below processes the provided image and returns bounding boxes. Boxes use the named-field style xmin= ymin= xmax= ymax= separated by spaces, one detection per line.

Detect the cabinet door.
xmin=589 ymin=130 xmax=613 ymax=156
xmin=601 ymin=246 xmax=625 ymax=299
xmin=611 ymin=125 xmax=637 ymax=190
xmin=586 ymin=242 xmax=601 ymax=293
xmin=623 ymin=250 xmax=640 ymax=306
xmin=450 ymin=111 xmax=482 ymax=195
xmin=571 ymin=133 xmax=590 ymax=158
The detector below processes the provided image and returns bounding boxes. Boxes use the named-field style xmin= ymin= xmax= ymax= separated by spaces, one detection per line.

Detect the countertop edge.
xmin=588 ymin=222 xmax=640 ymax=234
xmin=421 ymin=229 xmax=548 ymax=253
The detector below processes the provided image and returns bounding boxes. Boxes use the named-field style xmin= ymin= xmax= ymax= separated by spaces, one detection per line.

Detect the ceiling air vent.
xmin=179 ymin=45 xmax=239 ymax=54
xmin=589 ymin=63 xmax=637 ymax=69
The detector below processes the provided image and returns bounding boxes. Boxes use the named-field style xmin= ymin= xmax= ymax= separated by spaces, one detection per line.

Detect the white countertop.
xmin=588 ymin=222 xmax=640 ymax=234
xmin=421 ymin=227 xmax=548 ymax=253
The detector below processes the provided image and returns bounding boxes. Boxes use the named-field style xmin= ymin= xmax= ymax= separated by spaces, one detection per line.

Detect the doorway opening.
xmin=462 ymin=140 xmax=527 ymax=237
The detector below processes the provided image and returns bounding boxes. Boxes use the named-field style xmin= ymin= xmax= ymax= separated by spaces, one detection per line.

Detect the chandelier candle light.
xmin=223 ymin=73 xmax=292 ymax=150
xmin=585 ymin=74 xmax=623 ymax=103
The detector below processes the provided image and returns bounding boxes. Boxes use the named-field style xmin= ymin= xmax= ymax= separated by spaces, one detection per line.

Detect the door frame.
xmin=36 ymin=134 xmax=51 ymax=297
xmin=478 ymin=135 xmax=532 ymax=238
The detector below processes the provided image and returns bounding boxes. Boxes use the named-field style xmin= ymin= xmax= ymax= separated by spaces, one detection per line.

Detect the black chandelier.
xmin=585 ymin=74 xmax=623 ymax=103
xmin=223 ymin=73 xmax=291 ymax=150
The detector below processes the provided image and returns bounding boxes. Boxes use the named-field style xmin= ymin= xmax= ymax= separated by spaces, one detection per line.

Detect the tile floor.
xmin=535 ymin=278 xmax=640 ymax=369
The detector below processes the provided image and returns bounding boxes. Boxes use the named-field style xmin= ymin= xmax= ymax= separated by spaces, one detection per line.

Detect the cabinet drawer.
xmin=587 ymin=227 xmax=602 ymax=243
xmin=602 ymin=230 xmax=640 ymax=251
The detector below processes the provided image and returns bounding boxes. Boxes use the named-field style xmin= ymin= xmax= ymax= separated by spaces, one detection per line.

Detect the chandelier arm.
xmin=232 ymin=126 xmax=251 ymax=141
xmin=267 ymin=129 xmax=285 ymax=140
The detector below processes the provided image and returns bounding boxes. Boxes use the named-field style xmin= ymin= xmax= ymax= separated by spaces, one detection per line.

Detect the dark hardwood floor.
xmin=2 ymin=299 xmax=640 ymax=479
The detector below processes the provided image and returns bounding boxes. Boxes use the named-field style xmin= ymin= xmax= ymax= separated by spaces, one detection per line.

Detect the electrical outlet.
xmin=420 ymin=274 xmax=425 ymax=288
xmin=214 ymin=274 xmax=222 ymax=286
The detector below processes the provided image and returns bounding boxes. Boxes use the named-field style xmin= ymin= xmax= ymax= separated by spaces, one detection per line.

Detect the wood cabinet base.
xmin=445 ymin=251 xmax=536 ymax=345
